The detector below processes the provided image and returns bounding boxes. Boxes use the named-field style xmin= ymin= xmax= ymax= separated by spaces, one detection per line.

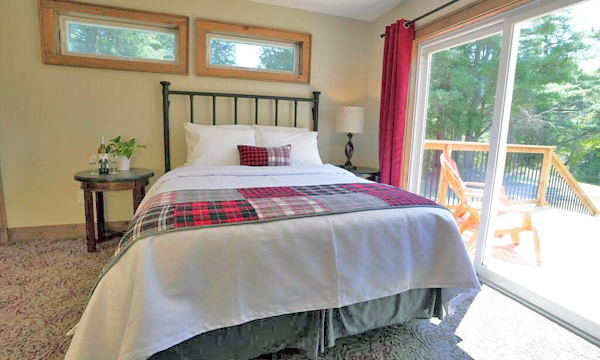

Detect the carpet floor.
xmin=1 ymin=238 xmax=598 ymax=360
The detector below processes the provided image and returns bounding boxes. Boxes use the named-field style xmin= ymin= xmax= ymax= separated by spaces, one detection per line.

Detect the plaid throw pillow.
xmin=238 ymin=144 xmax=292 ymax=166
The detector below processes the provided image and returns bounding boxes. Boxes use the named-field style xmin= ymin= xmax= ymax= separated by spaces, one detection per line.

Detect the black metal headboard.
xmin=160 ymin=81 xmax=321 ymax=173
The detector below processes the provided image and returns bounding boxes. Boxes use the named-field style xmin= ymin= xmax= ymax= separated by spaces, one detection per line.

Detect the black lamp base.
xmin=344 ymin=133 xmax=355 ymax=169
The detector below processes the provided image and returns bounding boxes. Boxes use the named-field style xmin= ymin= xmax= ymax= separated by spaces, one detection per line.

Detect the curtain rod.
xmin=380 ymin=0 xmax=462 ymax=38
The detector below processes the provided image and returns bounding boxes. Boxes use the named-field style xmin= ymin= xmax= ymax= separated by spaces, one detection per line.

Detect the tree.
xmin=426 ymin=34 xmax=501 ymax=143
xmin=426 ymin=10 xmax=600 ymax=184
xmin=210 ymin=40 xmax=237 ymax=66
xmin=69 ymin=24 xmax=175 ymax=60
xmin=509 ymin=12 xmax=600 ymax=182
xmin=259 ymin=46 xmax=294 ymax=72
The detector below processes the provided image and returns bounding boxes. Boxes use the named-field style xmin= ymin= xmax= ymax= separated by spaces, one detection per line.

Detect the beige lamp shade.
xmin=336 ymin=106 xmax=366 ymax=134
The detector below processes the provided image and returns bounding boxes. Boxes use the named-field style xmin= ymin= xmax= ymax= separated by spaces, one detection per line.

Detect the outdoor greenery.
xmin=210 ymin=40 xmax=237 ymax=66
xmin=210 ymin=39 xmax=295 ymax=72
xmin=68 ymin=23 xmax=175 ymax=60
xmin=426 ymin=10 xmax=600 ymax=184
xmin=259 ymin=46 xmax=295 ymax=72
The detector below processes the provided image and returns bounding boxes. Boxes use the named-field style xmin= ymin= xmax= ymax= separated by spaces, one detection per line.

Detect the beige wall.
xmin=0 ymin=0 xmax=370 ymax=228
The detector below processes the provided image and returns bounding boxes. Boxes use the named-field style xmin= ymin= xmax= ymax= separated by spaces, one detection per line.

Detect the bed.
xmin=64 ymin=83 xmax=480 ymax=360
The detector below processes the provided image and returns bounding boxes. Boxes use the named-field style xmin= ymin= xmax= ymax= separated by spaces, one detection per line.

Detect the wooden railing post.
xmin=436 ymin=144 xmax=452 ymax=205
xmin=536 ymin=147 xmax=554 ymax=206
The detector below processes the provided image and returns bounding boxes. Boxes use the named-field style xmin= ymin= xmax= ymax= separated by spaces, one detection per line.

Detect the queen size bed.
xmin=64 ymin=83 xmax=480 ymax=360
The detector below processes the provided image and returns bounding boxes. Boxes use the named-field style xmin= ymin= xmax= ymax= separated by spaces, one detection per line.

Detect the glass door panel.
xmin=418 ymin=33 xmax=502 ymax=255
xmin=482 ymin=0 xmax=600 ymax=328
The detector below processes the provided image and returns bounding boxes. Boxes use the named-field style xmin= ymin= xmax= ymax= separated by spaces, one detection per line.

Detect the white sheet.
xmin=65 ymin=165 xmax=480 ymax=360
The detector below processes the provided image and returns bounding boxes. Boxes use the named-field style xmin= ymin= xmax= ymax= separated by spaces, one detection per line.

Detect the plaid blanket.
xmin=91 ymin=183 xmax=443 ymax=300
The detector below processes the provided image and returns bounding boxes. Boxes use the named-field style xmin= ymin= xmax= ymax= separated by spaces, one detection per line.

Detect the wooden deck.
xmin=463 ymin=206 xmax=600 ymax=326
xmin=424 ymin=140 xmax=600 ymax=217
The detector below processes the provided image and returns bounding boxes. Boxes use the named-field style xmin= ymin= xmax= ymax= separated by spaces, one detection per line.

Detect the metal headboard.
xmin=160 ymin=81 xmax=321 ymax=173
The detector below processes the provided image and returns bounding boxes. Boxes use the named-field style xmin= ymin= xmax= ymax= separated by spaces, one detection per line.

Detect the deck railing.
xmin=421 ymin=140 xmax=599 ymax=216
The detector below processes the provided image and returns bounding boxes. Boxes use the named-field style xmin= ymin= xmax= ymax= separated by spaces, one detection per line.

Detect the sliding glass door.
xmin=410 ymin=0 xmax=600 ymax=346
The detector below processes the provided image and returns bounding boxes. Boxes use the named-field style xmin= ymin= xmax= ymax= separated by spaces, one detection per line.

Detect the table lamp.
xmin=336 ymin=106 xmax=366 ymax=169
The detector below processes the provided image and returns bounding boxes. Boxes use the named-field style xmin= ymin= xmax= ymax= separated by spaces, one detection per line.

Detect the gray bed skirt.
xmin=149 ymin=288 xmax=443 ymax=360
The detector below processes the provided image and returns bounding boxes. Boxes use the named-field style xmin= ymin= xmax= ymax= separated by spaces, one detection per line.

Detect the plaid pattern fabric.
xmin=238 ymin=144 xmax=292 ymax=166
xmin=139 ymin=189 xmax=246 ymax=211
xmin=313 ymin=193 xmax=389 ymax=212
xmin=91 ymin=183 xmax=445 ymax=301
xmin=294 ymin=184 xmax=352 ymax=196
xmin=338 ymin=183 xmax=441 ymax=207
xmin=248 ymin=197 xmax=326 ymax=220
xmin=239 ymin=186 xmax=305 ymax=199
xmin=174 ymin=200 xmax=258 ymax=226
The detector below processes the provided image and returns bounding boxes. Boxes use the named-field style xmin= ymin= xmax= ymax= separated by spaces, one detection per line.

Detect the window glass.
xmin=62 ymin=17 xmax=177 ymax=62
xmin=419 ymin=34 xmax=502 ymax=203
xmin=208 ymin=35 xmax=298 ymax=74
xmin=483 ymin=0 xmax=600 ymax=326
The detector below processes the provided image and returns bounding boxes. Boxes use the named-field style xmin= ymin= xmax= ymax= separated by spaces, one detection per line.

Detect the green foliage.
xmin=259 ymin=46 xmax=295 ymax=72
xmin=69 ymin=23 xmax=175 ymax=60
xmin=427 ymin=34 xmax=501 ymax=142
xmin=210 ymin=40 xmax=237 ymax=66
xmin=209 ymin=39 xmax=295 ymax=72
xmin=107 ymin=136 xmax=146 ymax=159
xmin=426 ymin=10 xmax=600 ymax=184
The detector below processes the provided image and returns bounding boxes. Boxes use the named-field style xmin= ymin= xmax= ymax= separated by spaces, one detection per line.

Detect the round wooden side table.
xmin=74 ymin=168 xmax=154 ymax=252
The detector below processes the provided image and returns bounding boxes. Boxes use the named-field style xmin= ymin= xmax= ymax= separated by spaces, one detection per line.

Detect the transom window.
xmin=38 ymin=0 xmax=189 ymax=74
xmin=207 ymin=34 xmax=299 ymax=74
xmin=196 ymin=19 xmax=311 ymax=84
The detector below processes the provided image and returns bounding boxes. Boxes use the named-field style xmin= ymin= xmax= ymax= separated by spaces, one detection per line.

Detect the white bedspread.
xmin=65 ymin=165 xmax=480 ymax=360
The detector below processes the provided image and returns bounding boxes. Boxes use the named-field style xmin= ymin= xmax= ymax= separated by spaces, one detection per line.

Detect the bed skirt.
xmin=149 ymin=288 xmax=442 ymax=360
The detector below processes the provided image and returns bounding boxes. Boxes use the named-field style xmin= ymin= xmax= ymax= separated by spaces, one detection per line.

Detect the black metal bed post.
xmin=234 ymin=97 xmax=238 ymax=124
xmin=294 ymin=101 xmax=298 ymax=127
xmin=255 ymin=98 xmax=259 ymax=124
xmin=312 ymin=91 xmax=321 ymax=131
xmin=212 ymin=96 xmax=216 ymax=125
xmin=189 ymin=95 xmax=194 ymax=124
xmin=275 ymin=99 xmax=279 ymax=126
xmin=161 ymin=81 xmax=171 ymax=173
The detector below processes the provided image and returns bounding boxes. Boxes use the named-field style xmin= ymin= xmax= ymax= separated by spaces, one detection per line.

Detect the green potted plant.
xmin=107 ymin=136 xmax=146 ymax=171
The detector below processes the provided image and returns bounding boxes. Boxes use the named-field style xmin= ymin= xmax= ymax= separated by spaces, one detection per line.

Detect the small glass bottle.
xmin=98 ymin=137 xmax=109 ymax=175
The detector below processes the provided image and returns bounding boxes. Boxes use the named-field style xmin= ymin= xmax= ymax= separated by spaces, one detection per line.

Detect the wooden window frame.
xmin=196 ymin=19 xmax=311 ymax=84
xmin=38 ymin=0 xmax=189 ymax=75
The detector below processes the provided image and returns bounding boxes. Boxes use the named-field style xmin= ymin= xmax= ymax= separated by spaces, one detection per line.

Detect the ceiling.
xmin=246 ymin=0 xmax=408 ymax=21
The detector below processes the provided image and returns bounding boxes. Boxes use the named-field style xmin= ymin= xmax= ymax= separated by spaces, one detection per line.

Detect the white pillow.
xmin=184 ymin=123 xmax=252 ymax=162
xmin=255 ymin=127 xmax=322 ymax=166
xmin=184 ymin=123 xmax=255 ymax=166
xmin=252 ymin=124 xmax=308 ymax=132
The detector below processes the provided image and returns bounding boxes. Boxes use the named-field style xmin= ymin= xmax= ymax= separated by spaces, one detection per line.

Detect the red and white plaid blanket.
xmin=94 ymin=183 xmax=442 ymax=295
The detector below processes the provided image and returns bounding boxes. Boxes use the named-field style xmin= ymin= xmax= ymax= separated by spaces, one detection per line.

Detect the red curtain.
xmin=379 ymin=20 xmax=414 ymax=187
